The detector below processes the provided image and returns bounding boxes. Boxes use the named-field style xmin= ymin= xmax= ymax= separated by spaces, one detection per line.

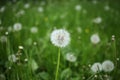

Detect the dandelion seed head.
xmin=8 ymin=54 xmax=17 ymax=62
xmin=102 ymin=60 xmax=114 ymax=72
xmin=66 ymin=53 xmax=77 ymax=62
xmin=38 ymin=7 xmax=44 ymax=12
xmin=24 ymin=3 xmax=30 ymax=9
xmin=0 ymin=36 xmax=7 ymax=43
xmin=91 ymin=63 xmax=102 ymax=73
xmin=75 ymin=5 xmax=82 ymax=11
xmin=30 ymin=27 xmax=38 ymax=33
xmin=13 ymin=23 xmax=22 ymax=31
xmin=90 ymin=34 xmax=100 ymax=44
xmin=50 ymin=29 xmax=70 ymax=48
xmin=93 ymin=17 xmax=102 ymax=24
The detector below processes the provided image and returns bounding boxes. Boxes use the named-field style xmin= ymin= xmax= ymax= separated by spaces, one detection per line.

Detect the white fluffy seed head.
xmin=66 ymin=53 xmax=77 ymax=62
xmin=8 ymin=54 xmax=17 ymax=62
xmin=75 ymin=5 xmax=82 ymax=11
xmin=93 ymin=17 xmax=102 ymax=24
xmin=90 ymin=34 xmax=100 ymax=44
xmin=102 ymin=60 xmax=114 ymax=72
xmin=30 ymin=27 xmax=38 ymax=33
xmin=13 ymin=23 xmax=22 ymax=31
xmin=91 ymin=63 xmax=102 ymax=73
xmin=50 ymin=29 xmax=70 ymax=48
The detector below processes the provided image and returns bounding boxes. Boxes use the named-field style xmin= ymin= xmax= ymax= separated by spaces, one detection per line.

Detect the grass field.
xmin=0 ymin=0 xmax=120 ymax=80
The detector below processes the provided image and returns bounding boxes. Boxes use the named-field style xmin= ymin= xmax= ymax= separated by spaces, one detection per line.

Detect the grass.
xmin=0 ymin=0 xmax=120 ymax=80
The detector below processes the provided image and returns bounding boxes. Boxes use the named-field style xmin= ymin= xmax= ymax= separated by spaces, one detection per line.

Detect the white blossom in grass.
xmin=0 ymin=36 xmax=7 ymax=43
xmin=24 ymin=3 xmax=30 ymax=9
xmin=93 ymin=17 xmax=102 ymax=24
xmin=75 ymin=5 xmax=82 ymax=11
xmin=50 ymin=29 xmax=70 ymax=48
xmin=102 ymin=60 xmax=114 ymax=72
xmin=18 ymin=46 xmax=24 ymax=49
xmin=66 ymin=53 xmax=77 ymax=62
xmin=91 ymin=63 xmax=102 ymax=73
xmin=104 ymin=5 xmax=110 ymax=11
xmin=8 ymin=54 xmax=17 ymax=62
xmin=13 ymin=23 xmax=22 ymax=31
xmin=90 ymin=34 xmax=100 ymax=44
xmin=31 ymin=59 xmax=38 ymax=71
xmin=38 ymin=7 xmax=44 ymax=13
xmin=30 ymin=27 xmax=38 ymax=33
xmin=0 ymin=74 xmax=6 ymax=80
xmin=0 ymin=6 xmax=5 ymax=13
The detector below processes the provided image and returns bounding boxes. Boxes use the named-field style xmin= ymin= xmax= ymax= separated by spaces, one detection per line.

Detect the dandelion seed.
xmin=66 ymin=53 xmax=77 ymax=62
xmin=13 ymin=23 xmax=22 ymax=31
xmin=50 ymin=29 xmax=70 ymax=48
xmin=102 ymin=60 xmax=114 ymax=72
xmin=38 ymin=6 xmax=44 ymax=13
xmin=0 ymin=36 xmax=7 ymax=43
xmin=33 ymin=42 xmax=37 ymax=45
xmin=93 ymin=17 xmax=102 ymax=24
xmin=30 ymin=27 xmax=38 ymax=33
xmin=91 ymin=63 xmax=102 ymax=73
xmin=8 ymin=54 xmax=17 ymax=62
xmin=90 ymin=34 xmax=100 ymax=44
xmin=75 ymin=5 xmax=82 ymax=11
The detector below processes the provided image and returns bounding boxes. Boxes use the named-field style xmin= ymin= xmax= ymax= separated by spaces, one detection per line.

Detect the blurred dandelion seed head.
xmin=90 ymin=34 xmax=100 ymax=44
xmin=8 ymin=54 xmax=17 ymax=62
xmin=93 ymin=17 xmax=102 ymax=24
xmin=0 ymin=36 xmax=7 ymax=43
xmin=50 ymin=29 xmax=70 ymax=48
xmin=66 ymin=53 xmax=77 ymax=62
xmin=75 ymin=5 xmax=82 ymax=11
xmin=30 ymin=27 xmax=38 ymax=33
xmin=13 ymin=23 xmax=22 ymax=31
xmin=91 ymin=63 xmax=102 ymax=73
xmin=102 ymin=60 xmax=114 ymax=72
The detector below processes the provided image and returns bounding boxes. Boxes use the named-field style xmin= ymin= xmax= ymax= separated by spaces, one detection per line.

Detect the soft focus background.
xmin=0 ymin=0 xmax=120 ymax=80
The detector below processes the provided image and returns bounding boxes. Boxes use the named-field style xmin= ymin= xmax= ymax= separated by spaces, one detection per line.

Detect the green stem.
xmin=55 ymin=48 xmax=61 ymax=80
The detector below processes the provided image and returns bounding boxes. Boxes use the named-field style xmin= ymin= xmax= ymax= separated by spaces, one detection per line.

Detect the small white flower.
xmin=18 ymin=46 xmax=24 ymax=49
xmin=0 ymin=36 xmax=7 ymax=43
xmin=75 ymin=5 xmax=82 ymax=11
xmin=104 ymin=5 xmax=110 ymax=11
xmin=30 ymin=27 xmax=38 ymax=33
xmin=13 ymin=23 xmax=22 ymax=31
xmin=24 ymin=3 xmax=30 ymax=9
xmin=38 ymin=7 xmax=44 ymax=13
xmin=0 ymin=6 xmax=5 ymax=13
xmin=90 ymin=34 xmax=100 ymax=44
xmin=91 ymin=63 xmax=102 ymax=73
xmin=93 ymin=17 xmax=102 ymax=24
xmin=8 ymin=54 xmax=17 ymax=62
xmin=66 ymin=53 xmax=77 ymax=62
xmin=102 ymin=60 xmax=114 ymax=72
xmin=50 ymin=29 xmax=70 ymax=48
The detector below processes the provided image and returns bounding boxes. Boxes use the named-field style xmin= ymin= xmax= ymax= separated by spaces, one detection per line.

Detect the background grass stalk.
xmin=55 ymin=48 xmax=61 ymax=80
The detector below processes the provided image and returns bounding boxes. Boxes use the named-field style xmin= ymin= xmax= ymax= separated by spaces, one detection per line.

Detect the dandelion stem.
xmin=55 ymin=48 xmax=61 ymax=80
